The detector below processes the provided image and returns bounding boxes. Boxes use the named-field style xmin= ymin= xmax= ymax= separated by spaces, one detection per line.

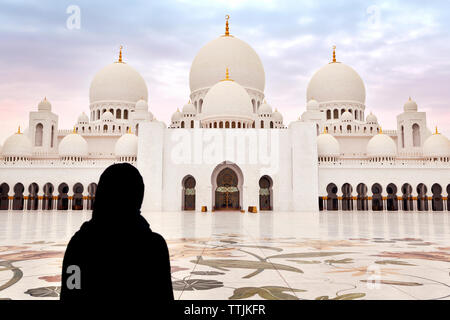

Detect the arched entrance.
xmin=371 ymin=183 xmax=383 ymax=211
xmin=417 ymin=183 xmax=428 ymax=211
xmin=401 ymin=183 xmax=413 ymax=211
xmin=13 ymin=183 xmax=24 ymax=210
xmin=215 ymin=168 xmax=239 ymax=210
xmin=341 ymin=183 xmax=353 ymax=211
xmin=386 ymin=183 xmax=398 ymax=211
xmin=211 ymin=162 xmax=243 ymax=211
xmin=182 ymin=175 xmax=196 ymax=211
xmin=72 ymin=183 xmax=84 ymax=210
xmin=356 ymin=183 xmax=368 ymax=211
xmin=43 ymin=183 xmax=54 ymax=210
xmin=326 ymin=183 xmax=338 ymax=211
xmin=27 ymin=183 xmax=39 ymax=210
xmin=0 ymin=183 xmax=10 ymax=210
xmin=259 ymin=176 xmax=273 ymax=211
xmin=57 ymin=183 xmax=69 ymax=210
xmin=87 ymin=183 xmax=97 ymax=210
xmin=431 ymin=183 xmax=443 ymax=211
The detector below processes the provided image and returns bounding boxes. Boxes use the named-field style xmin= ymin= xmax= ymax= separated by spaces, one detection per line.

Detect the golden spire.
xmin=17 ymin=126 xmax=21 ymax=134
xmin=128 ymin=127 xmax=132 ymax=134
xmin=221 ymin=68 xmax=233 ymax=81
xmin=117 ymin=45 xmax=123 ymax=63
xmin=73 ymin=126 xmax=77 ymax=134
xmin=435 ymin=126 xmax=439 ymax=134
xmin=379 ymin=126 xmax=383 ymax=134
xmin=225 ymin=14 xmax=230 ymax=36
xmin=332 ymin=45 xmax=336 ymax=63
xmin=323 ymin=127 xmax=328 ymax=134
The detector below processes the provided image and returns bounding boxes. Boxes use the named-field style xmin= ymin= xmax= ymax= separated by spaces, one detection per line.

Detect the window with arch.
xmin=51 ymin=125 xmax=54 ymax=148
xmin=326 ymin=110 xmax=331 ymax=120
xmin=116 ymin=109 xmax=122 ymax=119
xmin=124 ymin=109 xmax=129 ymax=119
xmin=35 ymin=123 xmax=43 ymax=147
xmin=401 ymin=125 xmax=405 ymax=148
xmin=412 ymin=123 xmax=420 ymax=147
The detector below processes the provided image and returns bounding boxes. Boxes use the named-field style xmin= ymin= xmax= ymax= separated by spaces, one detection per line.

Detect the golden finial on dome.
xmin=225 ymin=14 xmax=230 ymax=36
xmin=221 ymin=68 xmax=233 ymax=81
xmin=435 ymin=126 xmax=439 ymax=134
xmin=117 ymin=45 xmax=123 ymax=63
xmin=17 ymin=126 xmax=21 ymax=134
xmin=379 ymin=126 xmax=383 ymax=134
xmin=73 ymin=126 xmax=77 ymax=134
xmin=332 ymin=45 xmax=336 ymax=63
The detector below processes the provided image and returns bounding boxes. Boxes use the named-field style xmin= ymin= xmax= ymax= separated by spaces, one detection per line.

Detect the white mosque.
xmin=0 ymin=16 xmax=449 ymax=213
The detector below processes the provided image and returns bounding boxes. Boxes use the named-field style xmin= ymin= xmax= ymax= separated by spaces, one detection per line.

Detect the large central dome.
xmin=89 ymin=60 xmax=148 ymax=104
xmin=189 ymin=35 xmax=265 ymax=94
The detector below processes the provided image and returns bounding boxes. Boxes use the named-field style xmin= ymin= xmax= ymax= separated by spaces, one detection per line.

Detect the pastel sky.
xmin=1 ymin=0 xmax=450 ymax=144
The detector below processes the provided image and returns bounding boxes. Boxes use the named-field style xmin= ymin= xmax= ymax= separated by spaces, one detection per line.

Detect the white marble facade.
xmin=0 ymin=17 xmax=449 ymax=213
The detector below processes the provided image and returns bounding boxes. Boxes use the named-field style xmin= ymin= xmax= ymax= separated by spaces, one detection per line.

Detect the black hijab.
xmin=91 ymin=163 xmax=146 ymax=228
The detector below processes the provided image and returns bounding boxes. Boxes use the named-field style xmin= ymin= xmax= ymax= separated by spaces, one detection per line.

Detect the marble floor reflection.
xmin=1 ymin=210 xmax=450 ymax=300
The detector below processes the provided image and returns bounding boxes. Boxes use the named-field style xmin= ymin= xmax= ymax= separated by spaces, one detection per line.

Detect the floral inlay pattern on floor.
xmin=2 ymin=233 xmax=450 ymax=300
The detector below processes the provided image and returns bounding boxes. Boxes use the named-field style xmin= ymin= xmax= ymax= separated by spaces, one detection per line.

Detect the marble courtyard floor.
xmin=1 ymin=210 xmax=450 ymax=300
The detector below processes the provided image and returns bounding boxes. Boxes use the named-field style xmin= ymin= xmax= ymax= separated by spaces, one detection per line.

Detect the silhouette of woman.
xmin=60 ymin=163 xmax=174 ymax=301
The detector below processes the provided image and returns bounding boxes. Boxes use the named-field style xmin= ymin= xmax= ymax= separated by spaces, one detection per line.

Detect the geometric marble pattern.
xmin=1 ymin=211 xmax=450 ymax=300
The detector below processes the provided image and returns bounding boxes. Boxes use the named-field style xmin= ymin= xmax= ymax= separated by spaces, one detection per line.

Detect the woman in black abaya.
xmin=60 ymin=163 xmax=174 ymax=301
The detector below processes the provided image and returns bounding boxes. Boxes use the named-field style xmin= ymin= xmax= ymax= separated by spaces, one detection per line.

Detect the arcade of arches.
xmin=320 ymin=182 xmax=450 ymax=212
xmin=0 ymin=182 xmax=97 ymax=211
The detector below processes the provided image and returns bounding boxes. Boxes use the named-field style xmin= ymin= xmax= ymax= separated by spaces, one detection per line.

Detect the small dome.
xmin=101 ymin=111 xmax=114 ymax=122
xmin=258 ymin=102 xmax=272 ymax=114
xmin=58 ymin=133 xmax=88 ymax=157
xmin=135 ymin=99 xmax=148 ymax=111
xmin=171 ymin=109 xmax=182 ymax=122
xmin=77 ymin=112 xmax=89 ymax=124
xmin=38 ymin=97 xmax=51 ymax=111
xmin=182 ymin=102 xmax=196 ymax=114
xmin=202 ymin=79 xmax=253 ymax=120
xmin=404 ymin=97 xmax=418 ymax=112
xmin=306 ymin=99 xmax=319 ymax=111
xmin=115 ymin=133 xmax=138 ymax=157
xmin=366 ymin=132 xmax=397 ymax=157
xmin=423 ymin=131 xmax=450 ymax=157
xmin=341 ymin=110 xmax=353 ymax=122
xmin=317 ymin=131 xmax=340 ymax=156
xmin=2 ymin=130 xmax=32 ymax=157
xmin=272 ymin=109 xmax=283 ymax=122
xmin=366 ymin=112 xmax=378 ymax=124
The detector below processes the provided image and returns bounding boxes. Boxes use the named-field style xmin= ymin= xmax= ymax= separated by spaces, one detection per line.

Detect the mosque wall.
xmin=138 ymin=123 xmax=318 ymax=212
